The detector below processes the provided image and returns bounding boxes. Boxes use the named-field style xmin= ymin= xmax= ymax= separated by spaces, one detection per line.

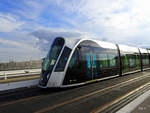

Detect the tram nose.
xmin=39 ymin=70 xmax=49 ymax=86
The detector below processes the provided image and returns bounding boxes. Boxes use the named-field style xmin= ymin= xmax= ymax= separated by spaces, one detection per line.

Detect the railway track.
xmin=0 ymin=70 xmax=150 ymax=113
xmin=91 ymin=81 xmax=150 ymax=113
xmin=34 ymin=72 xmax=150 ymax=113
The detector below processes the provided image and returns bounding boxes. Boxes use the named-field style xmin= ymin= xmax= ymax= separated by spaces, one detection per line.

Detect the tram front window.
xmin=40 ymin=38 xmax=65 ymax=86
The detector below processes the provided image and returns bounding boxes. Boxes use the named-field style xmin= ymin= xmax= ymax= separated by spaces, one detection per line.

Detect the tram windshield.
xmin=40 ymin=37 xmax=65 ymax=86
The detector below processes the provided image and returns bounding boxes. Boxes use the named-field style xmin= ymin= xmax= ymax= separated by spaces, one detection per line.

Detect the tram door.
xmin=85 ymin=50 xmax=98 ymax=80
xmin=85 ymin=53 xmax=92 ymax=80
xmin=92 ymin=53 xmax=98 ymax=78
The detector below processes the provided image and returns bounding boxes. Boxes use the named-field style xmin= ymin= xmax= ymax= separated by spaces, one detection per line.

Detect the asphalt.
xmin=0 ymin=70 xmax=150 ymax=113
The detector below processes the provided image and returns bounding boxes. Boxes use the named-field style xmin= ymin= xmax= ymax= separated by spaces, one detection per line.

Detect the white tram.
xmin=39 ymin=37 xmax=150 ymax=88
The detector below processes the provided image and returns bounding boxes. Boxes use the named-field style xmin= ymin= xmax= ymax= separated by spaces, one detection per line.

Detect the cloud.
xmin=2 ymin=0 xmax=150 ymax=41
xmin=0 ymin=28 xmax=92 ymax=62
xmin=0 ymin=33 xmax=45 ymax=62
xmin=15 ymin=1 xmax=44 ymax=20
xmin=0 ymin=37 xmax=38 ymax=50
xmin=51 ymin=0 xmax=150 ymax=46
xmin=0 ymin=47 xmax=42 ymax=62
xmin=0 ymin=28 xmax=90 ymax=62
xmin=0 ymin=13 xmax=24 ymax=32
xmin=0 ymin=38 xmax=21 ymax=47
xmin=1 ymin=0 xmax=150 ymax=63
xmin=31 ymin=28 xmax=92 ymax=51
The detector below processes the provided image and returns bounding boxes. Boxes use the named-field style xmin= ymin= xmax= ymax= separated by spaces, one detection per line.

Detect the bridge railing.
xmin=0 ymin=69 xmax=41 ymax=80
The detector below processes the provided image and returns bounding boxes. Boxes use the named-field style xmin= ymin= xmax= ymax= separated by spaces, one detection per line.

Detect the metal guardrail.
xmin=0 ymin=69 xmax=41 ymax=80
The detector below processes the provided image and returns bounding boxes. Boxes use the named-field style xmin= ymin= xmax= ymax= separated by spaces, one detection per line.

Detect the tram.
xmin=39 ymin=37 xmax=150 ymax=88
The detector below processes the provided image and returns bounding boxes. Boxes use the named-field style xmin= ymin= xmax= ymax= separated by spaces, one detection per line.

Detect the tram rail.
xmin=35 ymin=71 xmax=150 ymax=113
xmin=1 ymin=71 xmax=150 ymax=113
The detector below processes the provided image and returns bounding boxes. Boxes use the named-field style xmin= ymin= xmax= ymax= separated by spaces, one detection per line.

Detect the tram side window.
xmin=55 ymin=47 xmax=71 ymax=71
xmin=63 ymin=48 xmax=81 ymax=85
xmin=142 ymin=54 xmax=149 ymax=65
xmin=146 ymin=54 xmax=149 ymax=65
xmin=136 ymin=55 xmax=140 ymax=65
xmin=129 ymin=55 xmax=136 ymax=67
xmin=135 ymin=54 xmax=140 ymax=69
xmin=108 ymin=54 xmax=116 ymax=67
xmin=98 ymin=54 xmax=108 ymax=69
xmin=142 ymin=54 xmax=145 ymax=65
xmin=68 ymin=50 xmax=79 ymax=69
xmin=121 ymin=53 xmax=130 ymax=73
xmin=123 ymin=54 xmax=129 ymax=66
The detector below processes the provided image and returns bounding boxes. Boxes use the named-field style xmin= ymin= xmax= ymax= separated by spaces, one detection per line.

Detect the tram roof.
xmin=118 ymin=44 xmax=139 ymax=53
xmin=64 ymin=36 xmax=117 ymax=50
xmin=139 ymin=48 xmax=148 ymax=53
xmin=62 ymin=36 xmax=148 ymax=53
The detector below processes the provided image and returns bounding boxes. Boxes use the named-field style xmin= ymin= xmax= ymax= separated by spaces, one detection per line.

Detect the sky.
xmin=0 ymin=0 xmax=150 ymax=62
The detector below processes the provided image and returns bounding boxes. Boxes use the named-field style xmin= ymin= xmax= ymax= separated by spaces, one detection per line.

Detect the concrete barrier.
xmin=0 ymin=78 xmax=39 ymax=91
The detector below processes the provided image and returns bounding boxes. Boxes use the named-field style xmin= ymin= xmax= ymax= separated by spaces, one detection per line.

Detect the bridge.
xmin=0 ymin=69 xmax=150 ymax=113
